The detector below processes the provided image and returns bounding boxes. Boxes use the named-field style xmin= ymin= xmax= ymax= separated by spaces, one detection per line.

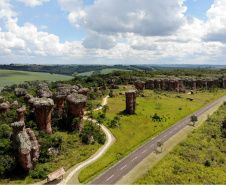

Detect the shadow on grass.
xmin=116 ymin=110 xmax=137 ymax=116
xmin=154 ymin=149 xmax=162 ymax=155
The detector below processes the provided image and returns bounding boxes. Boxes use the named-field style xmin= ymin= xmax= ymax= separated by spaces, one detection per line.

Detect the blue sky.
xmin=0 ymin=0 xmax=226 ymax=65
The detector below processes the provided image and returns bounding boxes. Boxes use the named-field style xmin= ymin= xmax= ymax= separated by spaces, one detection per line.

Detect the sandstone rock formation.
xmin=37 ymin=83 xmax=52 ymax=98
xmin=145 ymin=79 xmax=154 ymax=89
xmin=0 ymin=103 xmax=10 ymax=114
xmin=14 ymin=88 xmax=27 ymax=97
xmin=223 ymin=78 xmax=226 ymax=88
xmin=28 ymin=98 xmax=37 ymax=111
xmin=103 ymin=84 xmax=108 ymax=90
xmin=10 ymin=101 xmax=19 ymax=109
xmin=33 ymin=98 xmax=54 ymax=134
xmin=125 ymin=90 xmax=137 ymax=114
xmin=66 ymin=93 xmax=87 ymax=131
xmin=135 ymin=81 xmax=145 ymax=91
xmin=24 ymin=94 xmax=34 ymax=105
xmin=16 ymin=106 xmax=26 ymax=121
xmin=0 ymin=96 xmax=5 ymax=103
xmin=78 ymin=88 xmax=89 ymax=96
xmin=77 ymin=84 xmax=83 ymax=89
xmin=11 ymin=121 xmax=39 ymax=172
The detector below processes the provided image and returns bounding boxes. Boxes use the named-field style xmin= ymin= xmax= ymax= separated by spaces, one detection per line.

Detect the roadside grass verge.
xmin=133 ymin=101 xmax=226 ymax=184
xmin=79 ymin=89 xmax=226 ymax=183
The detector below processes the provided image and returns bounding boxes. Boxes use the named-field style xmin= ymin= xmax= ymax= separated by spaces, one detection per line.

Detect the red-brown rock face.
xmin=135 ymin=81 xmax=145 ymax=91
xmin=28 ymin=98 xmax=36 ymax=111
xmin=10 ymin=101 xmax=19 ymax=109
xmin=145 ymin=79 xmax=154 ymax=89
xmin=11 ymin=121 xmax=39 ymax=172
xmin=33 ymin=98 xmax=54 ymax=134
xmin=53 ymin=88 xmax=70 ymax=114
xmin=223 ymin=78 xmax=226 ymax=88
xmin=0 ymin=103 xmax=10 ymax=114
xmin=125 ymin=90 xmax=137 ymax=115
xmin=14 ymin=88 xmax=27 ymax=97
xmin=16 ymin=106 xmax=26 ymax=121
xmin=66 ymin=93 xmax=87 ymax=131
xmin=103 ymin=84 xmax=108 ymax=90
xmin=154 ymin=80 xmax=161 ymax=89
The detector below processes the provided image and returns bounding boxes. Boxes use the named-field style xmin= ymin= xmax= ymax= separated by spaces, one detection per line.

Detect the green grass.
xmin=77 ymin=71 xmax=94 ymax=77
xmin=79 ymin=88 xmax=226 ymax=183
xmin=133 ymin=102 xmax=226 ymax=184
xmin=0 ymin=69 xmax=73 ymax=87
xmin=100 ymin=68 xmax=130 ymax=74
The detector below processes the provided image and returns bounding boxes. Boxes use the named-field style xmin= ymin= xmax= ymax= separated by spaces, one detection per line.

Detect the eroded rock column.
xmin=16 ymin=106 xmax=26 ymax=121
xmin=0 ymin=103 xmax=10 ymax=114
xmin=66 ymin=93 xmax=87 ymax=131
xmin=33 ymin=98 xmax=54 ymax=134
xmin=125 ymin=90 xmax=137 ymax=115
xmin=11 ymin=121 xmax=39 ymax=172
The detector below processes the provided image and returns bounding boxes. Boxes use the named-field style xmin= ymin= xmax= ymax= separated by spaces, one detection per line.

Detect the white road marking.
xmin=106 ymin=175 xmax=114 ymax=181
xmin=132 ymin=157 xmax=137 ymax=161
xmin=142 ymin=150 xmax=147 ymax=154
xmin=120 ymin=165 xmax=127 ymax=171
xmin=150 ymin=144 xmax=154 ymax=147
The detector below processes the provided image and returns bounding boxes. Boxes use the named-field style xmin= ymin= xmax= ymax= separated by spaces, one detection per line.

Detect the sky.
xmin=0 ymin=0 xmax=226 ymax=65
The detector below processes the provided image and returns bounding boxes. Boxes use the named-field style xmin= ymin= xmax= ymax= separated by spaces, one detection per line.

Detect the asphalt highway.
xmin=88 ymin=95 xmax=226 ymax=185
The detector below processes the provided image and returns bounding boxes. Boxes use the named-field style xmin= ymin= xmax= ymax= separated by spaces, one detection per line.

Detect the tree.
xmin=190 ymin=115 xmax=198 ymax=126
xmin=97 ymin=116 xmax=104 ymax=131
xmin=102 ymin=105 xmax=109 ymax=115
xmin=157 ymin=141 xmax=164 ymax=152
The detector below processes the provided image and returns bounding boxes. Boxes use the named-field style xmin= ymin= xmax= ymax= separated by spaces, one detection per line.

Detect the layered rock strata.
xmin=33 ymin=98 xmax=54 ymax=134
xmin=66 ymin=93 xmax=87 ymax=131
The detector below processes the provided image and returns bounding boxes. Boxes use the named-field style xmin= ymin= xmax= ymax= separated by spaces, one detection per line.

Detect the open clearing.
xmin=0 ymin=69 xmax=73 ymax=87
xmin=79 ymin=87 xmax=226 ymax=183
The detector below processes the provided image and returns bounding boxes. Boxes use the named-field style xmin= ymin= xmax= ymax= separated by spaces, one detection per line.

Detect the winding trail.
xmin=58 ymin=96 xmax=115 ymax=185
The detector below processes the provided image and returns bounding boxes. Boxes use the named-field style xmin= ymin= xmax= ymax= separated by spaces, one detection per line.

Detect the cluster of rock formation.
xmin=11 ymin=121 xmax=39 ymax=172
xmin=37 ymin=83 xmax=52 ymax=98
xmin=135 ymin=78 xmax=225 ymax=92
xmin=125 ymin=90 xmax=137 ymax=114
xmin=0 ymin=101 xmax=19 ymax=114
xmin=14 ymin=88 xmax=27 ymax=97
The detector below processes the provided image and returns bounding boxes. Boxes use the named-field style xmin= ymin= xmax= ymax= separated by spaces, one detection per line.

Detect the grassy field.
xmin=77 ymin=71 xmax=94 ymax=77
xmin=79 ymin=87 xmax=226 ymax=183
xmin=100 ymin=68 xmax=130 ymax=74
xmin=133 ymin=102 xmax=226 ymax=184
xmin=0 ymin=69 xmax=73 ymax=87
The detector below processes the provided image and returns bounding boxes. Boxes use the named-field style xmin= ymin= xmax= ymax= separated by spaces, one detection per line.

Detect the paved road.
xmin=89 ymin=95 xmax=226 ymax=185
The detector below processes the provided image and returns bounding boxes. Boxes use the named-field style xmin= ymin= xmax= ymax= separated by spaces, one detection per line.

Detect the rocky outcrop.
xmin=223 ymin=78 xmax=226 ymax=88
xmin=14 ymin=88 xmax=27 ymax=97
xmin=66 ymin=93 xmax=87 ymax=131
xmin=53 ymin=88 xmax=71 ymax=114
xmin=10 ymin=101 xmax=19 ymax=109
xmin=78 ymin=88 xmax=89 ymax=96
xmin=16 ymin=106 xmax=26 ymax=121
xmin=37 ymin=83 xmax=52 ymax=98
xmin=125 ymin=90 xmax=137 ymax=114
xmin=0 ymin=103 xmax=10 ymax=114
xmin=28 ymin=98 xmax=37 ymax=111
xmin=77 ymin=84 xmax=83 ymax=89
xmin=135 ymin=81 xmax=145 ymax=91
xmin=33 ymin=98 xmax=54 ymax=134
xmin=24 ymin=94 xmax=34 ymax=105
xmin=11 ymin=121 xmax=39 ymax=172
xmin=145 ymin=79 xmax=154 ymax=89
xmin=103 ymin=84 xmax=108 ymax=90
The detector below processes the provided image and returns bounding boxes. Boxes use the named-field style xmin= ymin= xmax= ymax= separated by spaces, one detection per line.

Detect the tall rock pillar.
xmin=125 ymin=90 xmax=137 ymax=115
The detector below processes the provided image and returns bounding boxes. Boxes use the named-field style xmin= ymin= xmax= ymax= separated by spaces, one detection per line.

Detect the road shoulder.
xmin=116 ymin=97 xmax=226 ymax=185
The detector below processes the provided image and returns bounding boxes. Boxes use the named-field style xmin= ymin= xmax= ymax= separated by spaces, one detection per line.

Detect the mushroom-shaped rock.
xmin=33 ymin=98 xmax=54 ymax=134
xmin=71 ymin=85 xmax=79 ymax=92
xmin=11 ymin=121 xmax=39 ymax=172
xmin=24 ymin=94 xmax=34 ymax=105
xmin=0 ymin=103 xmax=10 ymax=114
xmin=10 ymin=101 xmax=19 ymax=109
xmin=53 ymin=90 xmax=70 ymax=113
xmin=16 ymin=106 xmax=26 ymax=121
xmin=37 ymin=89 xmax=52 ymax=98
xmin=66 ymin=93 xmax=87 ymax=131
xmin=28 ymin=98 xmax=37 ymax=111
xmin=14 ymin=88 xmax=27 ymax=97
xmin=125 ymin=90 xmax=137 ymax=115
xmin=78 ymin=88 xmax=89 ymax=96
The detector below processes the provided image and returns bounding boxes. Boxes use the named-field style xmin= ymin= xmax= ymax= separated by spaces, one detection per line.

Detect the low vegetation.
xmin=133 ymin=102 xmax=226 ymax=184
xmin=79 ymin=87 xmax=226 ymax=182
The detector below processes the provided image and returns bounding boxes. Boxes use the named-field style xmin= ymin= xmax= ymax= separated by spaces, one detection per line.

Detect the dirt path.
xmin=57 ymin=96 xmax=115 ymax=185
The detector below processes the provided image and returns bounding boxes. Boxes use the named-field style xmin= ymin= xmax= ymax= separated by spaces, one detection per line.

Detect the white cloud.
xmin=16 ymin=0 xmax=50 ymax=7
